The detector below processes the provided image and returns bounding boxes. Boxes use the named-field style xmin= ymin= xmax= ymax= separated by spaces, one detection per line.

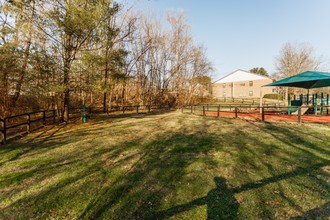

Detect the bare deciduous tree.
xmin=275 ymin=42 xmax=325 ymax=78
xmin=274 ymin=42 xmax=327 ymax=97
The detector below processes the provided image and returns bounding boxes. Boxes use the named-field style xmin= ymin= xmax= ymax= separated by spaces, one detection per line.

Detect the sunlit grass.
xmin=0 ymin=112 xmax=329 ymax=219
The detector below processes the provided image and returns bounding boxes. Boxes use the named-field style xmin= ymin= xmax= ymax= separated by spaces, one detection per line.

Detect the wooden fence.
xmin=0 ymin=110 xmax=57 ymax=144
xmin=182 ymin=104 xmax=330 ymax=124
xmin=214 ymin=97 xmax=286 ymax=106
xmin=0 ymin=105 xmax=170 ymax=144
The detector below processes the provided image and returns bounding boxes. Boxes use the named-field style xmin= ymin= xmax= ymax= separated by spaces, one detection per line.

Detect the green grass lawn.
xmin=0 ymin=111 xmax=329 ymax=219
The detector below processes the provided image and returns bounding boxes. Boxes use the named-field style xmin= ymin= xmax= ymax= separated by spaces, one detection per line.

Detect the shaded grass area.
xmin=0 ymin=112 xmax=329 ymax=219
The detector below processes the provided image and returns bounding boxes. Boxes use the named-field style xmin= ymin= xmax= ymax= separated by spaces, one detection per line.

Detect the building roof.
xmin=213 ymin=69 xmax=271 ymax=84
xmin=265 ymin=71 xmax=330 ymax=89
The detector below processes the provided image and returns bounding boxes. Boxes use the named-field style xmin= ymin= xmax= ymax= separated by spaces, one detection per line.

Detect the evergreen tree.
xmin=249 ymin=67 xmax=269 ymax=77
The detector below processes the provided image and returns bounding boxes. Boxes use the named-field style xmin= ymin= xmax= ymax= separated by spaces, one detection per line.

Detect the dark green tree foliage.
xmin=250 ymin=67 xmax=269 ymax=77
xmin=193 ymin=76 xmax=211 ymax=86
xmin=192 ymin=76 xmax=212 ymax=92
xmin=45 ymin=0 xmax=119 ymax=121
xmin=100 ymin=3 xmax=129 ymax=111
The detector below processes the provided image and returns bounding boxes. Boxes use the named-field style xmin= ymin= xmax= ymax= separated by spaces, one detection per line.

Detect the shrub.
xmin=263 ymin=93 xmax=284 ymax=100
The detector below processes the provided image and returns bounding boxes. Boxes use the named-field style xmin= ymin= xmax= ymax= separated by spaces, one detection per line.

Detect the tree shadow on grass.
xmin=0 ymin=124 xmax=68 ymax=166
xmin=231 ymin=121 xmax=330 ymax=218
xmin=231 ymin=160 xmax=330 ymax=193
xmin=77 ymin=132 xmax=220 ymax=219
xmin=154 ymin=160 xmax=330 ymax=220
xmin=0 ymin=128 xmax=221 ymax=219
xmin=0 ymin=114 xmax=329 ymax=219
xmin=291 ymin=201 xmax=330 ymax=219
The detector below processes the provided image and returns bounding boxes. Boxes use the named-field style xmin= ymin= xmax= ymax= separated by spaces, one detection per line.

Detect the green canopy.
xmin=265 ymin=71 xmax=330 ymax=89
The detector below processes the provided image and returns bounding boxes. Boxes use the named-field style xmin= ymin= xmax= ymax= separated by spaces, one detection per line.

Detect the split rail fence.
xmin=182 ymin=104 xmax=330 ymax=124
xmin=0 ymin=105 xmax=169 ymax=144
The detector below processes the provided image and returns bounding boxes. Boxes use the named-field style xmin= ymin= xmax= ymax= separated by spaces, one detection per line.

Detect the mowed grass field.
xmin=0 ymin=111 xmax=329 ymax=219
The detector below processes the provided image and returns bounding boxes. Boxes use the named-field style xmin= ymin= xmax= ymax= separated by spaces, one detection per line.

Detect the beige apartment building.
xmin=212 ymin=69 xmax=275 ymax=99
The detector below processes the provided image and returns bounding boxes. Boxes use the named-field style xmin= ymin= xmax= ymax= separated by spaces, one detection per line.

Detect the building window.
xmin=240 ymin=83 xmax=245 ymax=86
xmin=249 ymin=81 xmax=253 ymax=86
xmin=223 ymin=83 xmax=226 ymax=88
xmin=249 ymin=91 xmax=253 ymax=96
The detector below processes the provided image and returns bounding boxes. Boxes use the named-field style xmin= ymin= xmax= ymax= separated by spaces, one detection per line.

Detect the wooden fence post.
xmin=203 ymin=106 xmax=205 ymax=116
xmin=217 ymin=105 xmax=220 ymax=117
xmin=53 ymin=110 xmax=56 ymax=124
xmin=298 ymin=107 xmax=302 ymax=124
xmin=27 ymin=113 xmax=31 ymax=133
xmin=326 ymin=94 xmax=329 ymax=115
xmin=262 ymin=107 xmax=265 ymax=121
xmin=235 ymin=107 xmax=238 ymax=118
xmin=2 ymin=119 xmax=6 ymax=144
xmin=43 ymin=111 xmax=46 ymax=125
xmin=137 ymin=106 xmax=139 ymax=114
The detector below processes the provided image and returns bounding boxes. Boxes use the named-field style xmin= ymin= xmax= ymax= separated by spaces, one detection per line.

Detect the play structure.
xmin=266 ymin=71 xmax=330 ymax=117
xmin=288 ymin=93 xmax=330 ymax=116
xmin=182 ymin=103 xmax=330 ymax=124
xmin=182 ymin=71 xmax=330 ymax=124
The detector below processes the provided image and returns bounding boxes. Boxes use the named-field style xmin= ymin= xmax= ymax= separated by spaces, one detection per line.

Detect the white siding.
xmin=214 ymin=69 xmax=270 ymax=83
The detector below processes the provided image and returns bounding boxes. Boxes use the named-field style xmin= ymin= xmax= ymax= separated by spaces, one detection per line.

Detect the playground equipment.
xmin=291 ymin=104 xmax=309 ymax=116
xmin=266 ymin=71 xmax=330 ymax=116
xmin=288 ymin=93 xmax=329 ymax=116
xmin=82 ymin=104 xmax=89 ymax=123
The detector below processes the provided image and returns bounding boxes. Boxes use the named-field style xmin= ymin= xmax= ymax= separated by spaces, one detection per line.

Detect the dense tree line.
xmin=0 ymin=0 xmax=213 ymax=119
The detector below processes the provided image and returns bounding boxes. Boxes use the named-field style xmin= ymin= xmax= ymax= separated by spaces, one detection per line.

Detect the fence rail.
xmin=0 ymin=105 xmax=171 ymax=145
xmin=214 ymin=97 xmax=286 ymax=106
xmin=182 ymin=104 xmax=330 ymax=124
xmin=0 ymin=110 xmax=57 ymax=144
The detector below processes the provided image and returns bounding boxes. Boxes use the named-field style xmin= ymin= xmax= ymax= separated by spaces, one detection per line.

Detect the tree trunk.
xmin=108 ymin=88 xmax=113 ymax=112
xmin=121 ymin=83 xmax=126 ymax=107
xmin=11 ymin=1 xmax=35 ymax=107
xmin=103 ymin=46 xmax=109 ymax=113
xmin=63 ymin=64 xmax=70 ymax=122
xmin=63 ymin=89 xmax=70 ymax=122
xmin=103 ymin=92 xmax=107 ymax=113
xmin=11 ymin=42 xmax=30 ymax=107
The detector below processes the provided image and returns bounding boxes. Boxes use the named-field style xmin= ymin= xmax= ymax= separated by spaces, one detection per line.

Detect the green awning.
xmin=265 ymin=71 xmax=330 ymax=89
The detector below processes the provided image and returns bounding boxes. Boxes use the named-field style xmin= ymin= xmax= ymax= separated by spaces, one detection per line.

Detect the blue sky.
xmin=123 ymin=0 xmax=330 ymax=80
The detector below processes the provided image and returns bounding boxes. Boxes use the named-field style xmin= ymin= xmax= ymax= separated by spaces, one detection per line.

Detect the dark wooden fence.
xmin=0 ymin=104 xmax=170 ymax=144
xmin=0 ymin=110 xmax=58 ymax=144
xmin=106 ymin=105 xmax=167 ymax=114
